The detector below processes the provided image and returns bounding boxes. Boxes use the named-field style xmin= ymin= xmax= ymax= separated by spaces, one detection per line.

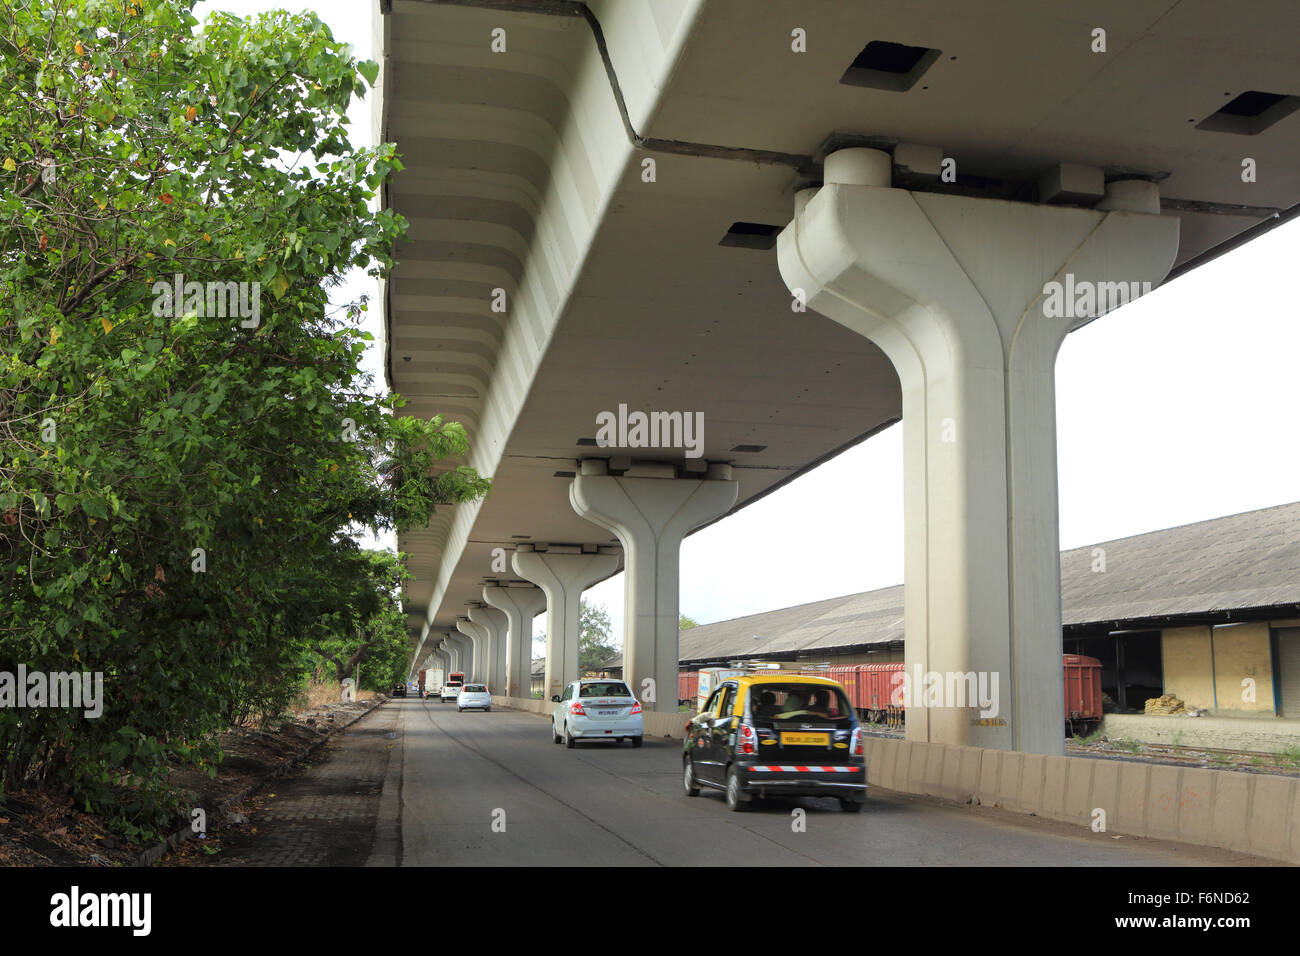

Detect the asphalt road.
xmin=367 ymin=699 xmax=1271 ymax=867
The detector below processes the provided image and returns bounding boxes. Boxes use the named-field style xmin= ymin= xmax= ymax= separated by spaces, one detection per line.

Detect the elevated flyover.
xmin=380 ymin=0 xmax=1300 ymax=750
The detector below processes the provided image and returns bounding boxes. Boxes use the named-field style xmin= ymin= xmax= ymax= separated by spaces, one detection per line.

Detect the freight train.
xmin=678 ymin=654 xmax=1104 ymax=734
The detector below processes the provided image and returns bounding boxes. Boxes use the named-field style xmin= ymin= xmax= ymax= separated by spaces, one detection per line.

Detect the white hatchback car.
xmin=457 ymin=684 xmax=492 ymax=712
xmin=551 ymin=679 xmax=643 ymax=748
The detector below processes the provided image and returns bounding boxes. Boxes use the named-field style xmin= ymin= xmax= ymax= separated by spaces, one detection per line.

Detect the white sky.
xmin=197 ymin=2 xmax=1300 ymax=653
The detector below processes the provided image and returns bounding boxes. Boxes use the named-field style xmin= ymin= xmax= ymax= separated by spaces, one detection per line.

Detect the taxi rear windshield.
xmin=464 ymin=685 xmax=486 ymax=692
xmin=748 ymin=684 xmax=853 ymax=723
xmin=579 ymin=682 xmax=632 ymax=698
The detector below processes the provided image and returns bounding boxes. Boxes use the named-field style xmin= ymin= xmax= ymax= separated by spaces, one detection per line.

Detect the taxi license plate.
xmin=597 ymin=710 xmax=618 ymax=716
xmin=780 ymin=732 xmax=829 ymax=746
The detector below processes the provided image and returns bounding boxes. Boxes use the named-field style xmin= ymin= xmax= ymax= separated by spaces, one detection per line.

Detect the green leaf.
xmin=82 ymin=495 xmax=109 ymax=520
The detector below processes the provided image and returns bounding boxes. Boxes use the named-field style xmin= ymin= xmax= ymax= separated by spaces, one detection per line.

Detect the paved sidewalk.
xmin=213 ymin=704 xmax=396 ymax=866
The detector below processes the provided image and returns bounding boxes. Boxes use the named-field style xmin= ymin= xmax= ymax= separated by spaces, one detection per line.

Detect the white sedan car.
xmin=457 ymin=684 xmax=492 ymax=712
xmin=551 ymin=679 xmax=643 ymax=748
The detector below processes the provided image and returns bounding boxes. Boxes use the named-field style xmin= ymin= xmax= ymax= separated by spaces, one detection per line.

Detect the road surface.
xmin=355 ymin=699 xmax=1270 ymax=867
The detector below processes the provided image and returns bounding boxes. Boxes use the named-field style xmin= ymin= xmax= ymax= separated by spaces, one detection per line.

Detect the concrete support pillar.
xmin=454 ymin=621 xmax=484 ymax=683
xmin=468 ymin=604 xmax=509 ymax=695
xmin=778 ymin=149 xmax=1179 ymax=753
xmin=443 ymin=637 xmax=463 ymax=675
xmin=483 ymin=583 xmax=547 ymax=699
xmin=452 ymin=633 xmax=473 ymax=677
xmin=570 ymin=462 xmax=738 ymax=713
xmin=512 ymin=544 xmax=620 ymax=702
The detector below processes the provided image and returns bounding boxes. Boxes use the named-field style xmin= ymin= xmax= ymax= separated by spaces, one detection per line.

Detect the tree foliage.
xmin=309 ymin=548 xmax=411 ymax=691
xmin=0 ymin=0 xmax=489 ymax=837
xmin=579 ymin=599 xmax=615 ymax=673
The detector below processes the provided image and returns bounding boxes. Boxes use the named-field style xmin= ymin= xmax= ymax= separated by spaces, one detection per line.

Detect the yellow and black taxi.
xmin=683 ymin=673 xmax=866 ymax=812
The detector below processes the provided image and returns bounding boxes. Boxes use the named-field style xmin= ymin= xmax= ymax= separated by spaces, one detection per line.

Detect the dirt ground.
xmin=0 ymin=693 xmax=385 ymax=866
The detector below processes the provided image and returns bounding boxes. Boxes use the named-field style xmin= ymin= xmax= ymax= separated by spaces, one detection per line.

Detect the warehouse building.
xmin=600 ymin=501 xmax=1300 ymax=721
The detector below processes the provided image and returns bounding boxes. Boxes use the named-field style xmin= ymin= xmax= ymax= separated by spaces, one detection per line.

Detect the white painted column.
xmin=778 ymin=148 xmax=1179 ymax=754
xmin=512 ymin=544 xmax=620 ymax=701
xmin=468 ymin=604 xmax=509 ymax=696
xmin=446 ymin=633 xmax=466 ymax=676
xmin=455 ymin=618 xmax=486 ymax=684
xmin=484 ymin=583 xmax=547 ymax=699
xmin=570 ymin=461 xmax=738 ymax=713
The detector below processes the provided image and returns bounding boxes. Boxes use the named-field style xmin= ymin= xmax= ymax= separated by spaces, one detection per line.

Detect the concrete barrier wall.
xmin=496 ymin=696 xmax=551 ymax=717
xmin=864 ymin=736 xmax=1300 ymax=865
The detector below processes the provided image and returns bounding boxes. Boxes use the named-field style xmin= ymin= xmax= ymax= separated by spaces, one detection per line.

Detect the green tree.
xmin=0 ymin=0 xmax=489 ymax=836
xmin=679 ymin=613 xmax=699 ymax=630
xmin=579 ymin=599 xmax=615 ymax=673
xmin=309 ymin=549 xmax=411 ymax=691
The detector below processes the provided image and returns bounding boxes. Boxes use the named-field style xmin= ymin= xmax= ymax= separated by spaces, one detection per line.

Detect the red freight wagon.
xmin=1063 ymin=654 xmax=1104 ymax=730
xmin=715 ymin=654 xmax=1104 ymax=733
xmin=824 ymin=664 xmax=861 ymax=706
xmin=860 ymin=663 xmax=903 ymax=721
xmin=677 ymin=654 xmax=1102 ymax=734
xmin=677 ymin=669 xmax=698 ymax=706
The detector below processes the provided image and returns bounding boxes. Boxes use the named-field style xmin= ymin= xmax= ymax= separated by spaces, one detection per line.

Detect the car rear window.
xmin=579 ymin=682 xmax=632 ymax=698
xmin=748 ymin=683 xmax=853 ymax=722
xmin=464 ymin=684 xmax=486 ymax=693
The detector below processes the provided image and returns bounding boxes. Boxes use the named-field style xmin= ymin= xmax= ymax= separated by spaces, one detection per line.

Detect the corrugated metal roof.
xmin=660 ymin=500 xmax=1300 ymax=664
xmin=1060 ymin=500 xmax=1300 ymax=625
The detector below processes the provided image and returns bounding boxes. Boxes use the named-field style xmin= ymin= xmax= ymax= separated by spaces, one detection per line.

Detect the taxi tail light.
xmin=629 ymin=701 xmax=642 ymax=715
xmin=738 ymin=720 xmax=756 ymax=755
xmin=850 ymin=726 xmax=863 ymax=756
xmin=570 ymin=701 xmax=586 ymax=715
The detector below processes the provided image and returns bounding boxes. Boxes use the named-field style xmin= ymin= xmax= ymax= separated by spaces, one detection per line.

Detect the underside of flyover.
xmin=382 ymin=0 xmax=1300 ymax=749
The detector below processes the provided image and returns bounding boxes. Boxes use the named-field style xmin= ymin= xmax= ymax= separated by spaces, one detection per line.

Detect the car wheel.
xmin=683 ymin=758 xmax=700 ymax=797
xmin=840 ymin=797 xmax=864 ymax=813
xmin=564 ymin=723 xmax=576 ymax=748
xmin=552 ymin=722 xmax=562 ymax=744
xmin=725 ymin=766 xmax=748 ymax=812
xmin=485 ymin=707 xmax=491 ymax=712
xmin=457 ymin=706 xmax=463 ymax=712
xmin=631 ymin=736 xmax=643 ymax=748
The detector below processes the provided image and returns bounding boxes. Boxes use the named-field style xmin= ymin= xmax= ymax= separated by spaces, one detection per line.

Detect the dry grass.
xmin=292 ymin=679 xmax=381 ymax=712
xmin=295 ymin=679 xmax=343 ymax=712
